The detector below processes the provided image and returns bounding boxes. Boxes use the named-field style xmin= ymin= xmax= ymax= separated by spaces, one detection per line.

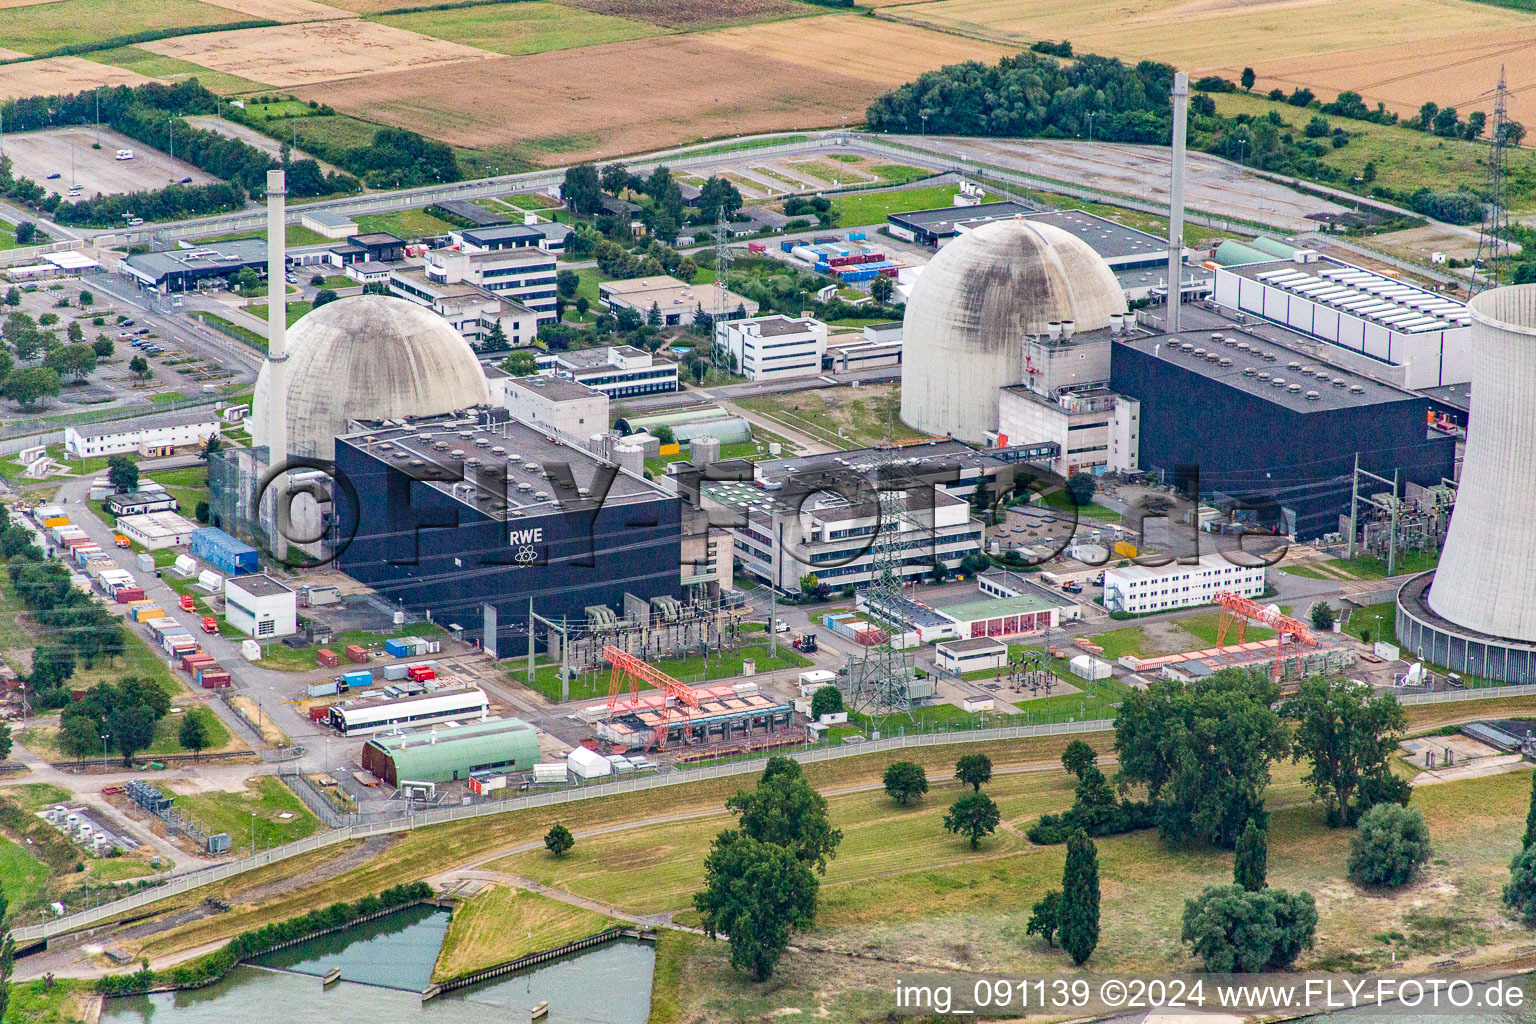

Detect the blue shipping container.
xmin=780 ymin=240 xmax=796 ymax=253
xmin=384 ymin=638 xmax=411 ymax=657
xmin=190 ymin=527 xmax=258 ymax=576
xmin=848 ymin=231 xmax=866 ymax=241
xmin=342 ymin=670 xmax=373 ymax=688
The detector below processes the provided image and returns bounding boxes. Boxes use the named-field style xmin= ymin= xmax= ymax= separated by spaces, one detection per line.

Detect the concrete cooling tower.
xmin=899 ymin=218 xmax=1127 ymax=443
xmin=1397 ymin=284 xmax=1536 ymax=682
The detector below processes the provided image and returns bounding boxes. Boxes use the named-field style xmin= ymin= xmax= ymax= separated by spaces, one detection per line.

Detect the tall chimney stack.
xmin=265 ymin=168 xmax=289 ymax=560
xmin=1167 ymin=70 xmax=1189 ymax=334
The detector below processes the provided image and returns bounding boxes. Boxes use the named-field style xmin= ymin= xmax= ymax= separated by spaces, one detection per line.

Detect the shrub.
xmin=1348 ymin=803 xmax=1431 ymax=888
xmin=1181 ymin=885 xmax=1316 ymax=972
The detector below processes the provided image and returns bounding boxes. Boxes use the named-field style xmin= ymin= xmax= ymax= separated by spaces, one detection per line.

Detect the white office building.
xmin=423 ymin=246 xmax=558 ymax=322
xmin=714 ymin=315 xmax=827 ymax=382
xmin=554 ymin=345 xmax=678 ymax=399
xmin=388 ymin=268 xmax=541 ymax=348
xmin=503 ymin=375 xmax=609 ymax=437
xmin=64 ymin=412 xmax=220 ymax=459
xmin=1103 ymin=553 xmax=1266 ymax=615
xmin=223 ymin=574 xmax=298 ymax=639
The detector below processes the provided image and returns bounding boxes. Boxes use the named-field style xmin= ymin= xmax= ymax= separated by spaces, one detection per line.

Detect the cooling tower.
xmin=1397 ymin=284 xmax=1536 ymax=683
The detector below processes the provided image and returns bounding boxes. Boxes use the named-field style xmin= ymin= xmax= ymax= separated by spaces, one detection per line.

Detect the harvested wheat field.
xmin=878 ymin=0 xmax=1530 ymax=96
xmin=1245 ymin=24 xmax=1536 ymax=126
xmin=140 ymin=19 xmax=494 ymax=88
xmin=553 ymin=0 xmax=806 ymax=27
xmin=301 ymin=22 xmax=1007 ymax=161
xmin=0 ymin=56 xmax=157 ymax=100
xmin=195 ymin=0 xmax=356 ymax=20
xmin=0 ymin=0 xmax=67 ymax=9
xmin=703 ymin=14 xmax=1012 ymax=84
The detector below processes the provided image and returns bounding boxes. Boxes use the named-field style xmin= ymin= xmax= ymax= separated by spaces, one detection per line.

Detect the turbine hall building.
xmin=1110 ymin=328 xmax=1455 ymax=540
xmin=334 ymin=413 xmax=682 ymax=654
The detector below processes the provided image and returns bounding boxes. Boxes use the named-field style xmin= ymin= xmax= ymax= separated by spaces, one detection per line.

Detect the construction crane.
xmin=1213 ymin=592 xmax=1316 ymax=680
xmin=603 ymin=645 xmax=701 ymax=750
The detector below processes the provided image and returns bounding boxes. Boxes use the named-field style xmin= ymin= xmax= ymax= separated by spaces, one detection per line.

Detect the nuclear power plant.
xmin=1397 ymin=284 xmax=1536 ymax=683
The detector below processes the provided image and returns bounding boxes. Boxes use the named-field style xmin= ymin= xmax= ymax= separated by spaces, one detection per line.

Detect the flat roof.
xmin=938 ymin=636 xmax=1010 ymax=653
xmin=434 ymin=199 xmax=511 ymax=227
xmin=1419 ymin=382 xmax=1472 ymax=413
xmin=888 ymin=201 xmax=1034 ymax=235
xmin=556 ymin=345 xmax=651 ymax=370
xmin=506 ymin=375 xmax=602 ymax=403
xmin=1023 ymin=208 xmax=1168 ymax=259
xmin=458 ymin=222 xmax=571 ymax=245
xmin=303 ymin=210 xmax=357 ymax=227
xmin=337 ymin=412 xmax=670 ymax=520
xmin=349 ymin=232 xmax=405 ymax=246
xmin=124 ymin=239 xmax=266 ymax=280
xmin=940 ymin=592 xmax=1068 ymax=622
xmin=1106 ymin=552 xmax=1260 ymax=581
xmin=117 ymin=511 xmax=197 ymax=536
xmin=71 ymin=409 xmax=219 ymax=439
xmin=366 ymin=716 xmax=533 ymax=752
xmin=226 ymin=573 xmax=293 ymax=598
xmin=600 ymin=276 xmax=757 ymax=313
xmin=1114 ymin=328 xmax=1420 ymax=412
xmin=1226 ymin=257 xmax=1470 ymax=332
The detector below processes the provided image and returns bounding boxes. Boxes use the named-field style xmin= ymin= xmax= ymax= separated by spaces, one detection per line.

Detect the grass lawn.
xmin=378 ymin=1 xmax=660 ymax=55
xmin=1211 ymin=91 xmax=1536 ymax=213
xmin=866 ymin=163 xmax=931 ymax=184
xmin=0 ymin=220 xmax=20 ymax=252
xmin=168 ymin=776 xmax=320 ymax=850
xmin=736 ymin=382 xmax=928 ymax=450
xmin=246 ymin=301 xmax=313 ymax=327
xmin=1174 ymin=611 xmax=1275 ymax=647
xmin=828 ymin=184 xmax=998 ymax=229
xmin=1345 ymin=601 xmax=1397 ymax=644
xmin=191 ymin=224 xmax=330 ymax=248
xmin=0 ymin=0 xmax=243 ymax=54
xmin=1027 ymin=187 xmax=1247 ymax=245
xmin=513 ymin=641 xmax=811 ymax=704
xmin=0 ymin=839 xmax=52 ymax=919
xmin=252 ymin=621 xmax=444 ymax=673
xmin=353 ymin=208 xmax=459 ymax=241
xmin=1035 ymin=487 xmax=1124 ymax=521
xmin=192 ymin=311 xmax=266 ymax=350
xmin=1279 ymin=563 xmax=1334 ymax=580
xmin=87 ymin=45 xmax=263 ymax=96
xmin=1324 ymin=548 xmax=1440 ymax=580
xmin=432 ymin=885 xmax=616 ymax=982
xmin=1081 ymin=625 xmax=1150 ymax=660
xmin=20 ymin=705 xmax=234 ymax=762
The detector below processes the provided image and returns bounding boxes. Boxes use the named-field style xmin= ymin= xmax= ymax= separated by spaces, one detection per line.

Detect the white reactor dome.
xmin=899 ymin=218 xmax=1128 ymax=443
xmin=251 ymin=295 xmax=490 ymax=461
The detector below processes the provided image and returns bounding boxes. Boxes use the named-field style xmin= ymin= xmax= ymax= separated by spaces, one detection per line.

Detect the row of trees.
xmin=562 ymin=163 xmax=744 ymax=244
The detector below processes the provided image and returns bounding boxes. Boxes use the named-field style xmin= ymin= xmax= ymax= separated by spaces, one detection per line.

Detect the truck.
xmin=113 ymin=534 xmax=130 ymax=548
xmin=201 ymin=616 xmax=217 ymax=634
xmin=179 ymin=594 xmax=194 ymax=612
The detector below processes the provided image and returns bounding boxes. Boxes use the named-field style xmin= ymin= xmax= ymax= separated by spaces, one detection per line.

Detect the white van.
xmin=115 ymin=149 xmax=134 ymax=161
xmin=126 ymin=217 xmax=144 ymax=226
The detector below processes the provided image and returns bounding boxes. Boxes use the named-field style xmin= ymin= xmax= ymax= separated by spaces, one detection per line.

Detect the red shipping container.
xmin=344 ymin=645 xmax=368 ymax=664
xmin=114 ymin=587 xmax=146 ymax=603
xmin=182 ymin=654 xmax=215 ymax=672
xmin=317 ymin=649 xmax=339 ymax=668
xmin=308 ymin=705 xmax=332 ymax=721
xmin=407 ymin=664 xmax=435 ymax=682
xmin=200 ymin=673 xmax=231 ymax=689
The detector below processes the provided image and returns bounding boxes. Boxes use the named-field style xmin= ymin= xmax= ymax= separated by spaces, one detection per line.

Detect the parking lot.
xmin=0 ymin=126 xmax=218 ymax=198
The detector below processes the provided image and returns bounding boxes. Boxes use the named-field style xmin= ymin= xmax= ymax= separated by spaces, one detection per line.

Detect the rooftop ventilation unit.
xmin=1332 ymin=378 xmax=1347 ymax=387
xmin=1256 ymin=372 xmax=1270 ymax=381
xmin=1271 ymin=377 xmax=1286 ymax=388
xmin=1287 ymin=383 xmax=1302 ymax=393
xmin=1218 ymin=357 xmax=1233 ymax=366
xmin=1242 ymin=367 xmax=1256 ymax=376
xmin=491 ymin=446 xmax=506 ymax=455
xmin=1350 ymin=384 xmax=1365 ymax=393
xmin=1305 ymin=390 xmax=1320 ymax=400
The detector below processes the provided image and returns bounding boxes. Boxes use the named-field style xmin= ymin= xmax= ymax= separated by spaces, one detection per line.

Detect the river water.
xmin=100 ymin=906 xmax=655 ymax=1024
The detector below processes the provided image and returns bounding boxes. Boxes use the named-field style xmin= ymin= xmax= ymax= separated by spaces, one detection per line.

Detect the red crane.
xmin=603 ymin=645 xmax=702 ymax=750
xmin=1214 ymin=591 xmax=1317 ymax=681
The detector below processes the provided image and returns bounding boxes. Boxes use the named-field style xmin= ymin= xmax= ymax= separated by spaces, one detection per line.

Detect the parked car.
xmin=135 ymin=328 xmax=150 ymax=335
xmin=45 ymin=172 xmax=60 ymax=180
xmin=122 ymin=320 xmax=135 ymax=326
xmin=177 ymin=176 xmax=192 ymax=184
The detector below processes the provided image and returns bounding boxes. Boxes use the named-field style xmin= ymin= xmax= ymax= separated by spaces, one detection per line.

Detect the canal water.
xmin=100 ymin=906 xmax=655 ymax=1024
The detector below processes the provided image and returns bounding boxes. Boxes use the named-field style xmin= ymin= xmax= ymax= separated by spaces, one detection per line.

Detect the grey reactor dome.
xmin=251 ymin=295 xmax=490 ymax=461
xmin=899 ymin=218 xmax=1128 ymax=443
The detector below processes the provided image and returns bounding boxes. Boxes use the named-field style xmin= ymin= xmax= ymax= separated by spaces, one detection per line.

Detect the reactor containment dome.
xmin=899 ymin=218 xmax=1128 ymax=443
xmin=1397 ymin=284 xmax=1536 ymax=683
xmin=251 ymin=295 xmax=490 ymax=461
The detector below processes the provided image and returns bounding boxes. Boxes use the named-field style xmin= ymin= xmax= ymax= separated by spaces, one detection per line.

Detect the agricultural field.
xmin=140 ymin=18 xmax=490 ymax=88
xmin=553 ymin=0 xmax=810 ymax=28
xmin=378 ymin=2 xmax=664 ymax=55
xmin=0 ymin=0 xmax=246 ymax=55
xmin=0 ymin=56 xmax=157 ymax=101
xmin=85 ymin=45 xmax=266 ymax=96
xmin=873 ymin=0 xmax=1536 ymax=125
xmin=294 ymin=15 xmax=1010 ymax=164
xmin=195 ymin=0 xmax=354 ymax=19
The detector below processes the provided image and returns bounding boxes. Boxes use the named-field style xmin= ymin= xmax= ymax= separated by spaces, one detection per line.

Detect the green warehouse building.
xmin=360 ymin=718 xmax=541 ymax=786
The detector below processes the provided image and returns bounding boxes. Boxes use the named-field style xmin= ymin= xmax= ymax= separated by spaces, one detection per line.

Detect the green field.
xmin=0 ymin=220 xmax=19 ymax=252
xmin=1035 ymin=487 xmax=1124 ymax=521
xmin=1210 ymin=91 xmax=1536 ymax=212
xmin=0 ymin=0 xmax=244 ymax=54
xmin=20 ymin=705 xmax=233 ymax=762
xmin=168 ymin=777 xmax=321 ymax=851
xmin=736 ymin=382 xmax=928 ymax=450
xmin=1324 ymin=548 xmax=1441 ymax=579
xmin=827 ymin=184 xmax=998 ymax=228
xmin=432 ymin=885 xmax=615 ymax=982
xmin=1346 ymin=601 xmax=1397 ymax=644
xmin=192 ymin=224 xmax=330 ymax=248
xmin=87 ymin=46 xmax=264 ymax=96
xmin=514 ymin=641 xmax=811 ymax=703
xmin=251 ymin=621 xmax=443 ymax=673
xmin=0 ymin=838 xmax=52 ymax=919
xmin=271 ymin=113 xmax=382 ymax=154
xmin=378 ymin=2 xmax=661 ymax=55
xmin=246 ymin=301 xmax=313 ymax=327
xmin=193 ymin=311 xmax=266 ymax=350
xmin=352 ymin=208 xmax=459 ymax=240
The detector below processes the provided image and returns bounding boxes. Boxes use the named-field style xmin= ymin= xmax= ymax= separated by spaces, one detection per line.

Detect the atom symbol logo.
xmin=514 ymin=545 xmax=539 ymax=564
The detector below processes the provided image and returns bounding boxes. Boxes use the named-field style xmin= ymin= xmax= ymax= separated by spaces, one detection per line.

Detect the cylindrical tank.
xmin=1428 ymin=285 xmax=1536 ymax=640
xmin=690 ymin=435 xmax=722 ymax=466
xmin=613 ymin=443 xmax=644 ymax=476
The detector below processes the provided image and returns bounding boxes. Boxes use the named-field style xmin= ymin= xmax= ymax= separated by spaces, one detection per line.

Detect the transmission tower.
xmin=1471 ymin=66 xmax=1512 ymax=296
xmin=713 ymin=208 xmax=733 ymax=320
xmin=844 ymin=448 xmax=918 ymax=721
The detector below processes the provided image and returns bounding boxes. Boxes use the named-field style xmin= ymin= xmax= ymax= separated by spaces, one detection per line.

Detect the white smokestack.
xmin=265 ymin=168 xmax=289 ymax=560
xmin=1167 ymin=71 xmax=1189 ymax=333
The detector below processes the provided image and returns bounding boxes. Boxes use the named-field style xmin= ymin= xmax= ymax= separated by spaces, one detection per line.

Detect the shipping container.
xmin=307 ymin=679 xmax=339 ymax=698
xmin=308 ymin=705 xmax=332 ymax=721
xmin=189 ymin=527 xmax=258 ymax=576
xmin=198 ymin=672 xmax=231 ymax=689
xmin=182 ymin=653 xmax=215 ymax=673
xmin=41 ymin=516 xmax=69 ymax=529
xmin=779 ymin=240 xmax=797 ymax=253
xmin=384 ymin=638 xmax=411 ymax=658
xmin=317 ymin=649 xmax=339 ymax=668
xmin=746 ymin=242 xmax=766 ymax=254
xmin=131 ymin=606 xmax=163 ymax=623
xmin=406 ymin=664 xmax=435 ymax=682
xmin=383 ymin=663 xmax=408 ymax=681
xmin=113 ymin=587 xmax=146 ymax=603
xmin=533 ymin=763 xmax=569 ymax=784
xmin=848 ymin=231 xmax=866 ymax=241
xmin=342 ymin=669 xmax=372 ymax=690
xmin=344 ymin=645 xmax=368 ymax=664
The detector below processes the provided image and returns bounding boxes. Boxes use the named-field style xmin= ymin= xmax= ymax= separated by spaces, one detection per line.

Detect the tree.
xmin=202 ymin=434 xmax=223 ymax=462
xmin=108 ymin=704 xmax=156 ymax=766
xmin=1240 ymin=67 xmax=1256 ymax=90
xmin=310 ymin=274 xmax=326 ymax=287
xmin=92 ymin=337 xmax=114 ymax=358
xmin=107 ymin=454 xmax=139 ymax=494
xmin=1068 ymin=765 xmax=1121 ymax=835
xmin=1181 ymin=885 xmax=1317 ymax=971
xmin=544 ymin=823 xmax=575 ymax=857
xmin=1064 ymin=472 xmax=1096 ymax=507
xmin=1059 ymin=829 xmax=1100 ymax=965
xmin=312 ymin=288 xmax=338 ymax=309
xmin=1234 ymin=819 xmax=1267 ymax=891
xmin=944 ymin=791 xmax=1001 ymax=849
xmin=66 ymin=320 xmax=83 ymax=344
xmin=644 ymin=164 xmax=672 ymax=200
xmin=1348 ymin=803 xmax=1430 ymax=887
xmin=1432 ymin=106 xmax=1461 ymax=137
xmin=1417 ymin=101 xmax=1439 ymax=130
xmin=13 ymin=222 xmax=35 ymax=246
xmin=883 ymin=761 xmax=928 ymax=806
xmin=1114 ymin=670 xmax=1290 ymax=848
xmin=600 ymin=162 xmax=630 ymax=196
xmin=1026 ymin=891 xmax=1062 ymax=947
xmin=810 ymin=685 xmax=843 ymax=720
xmin=128 ymin=355 xmax=150 ymax=382
xmin=1061 ymin=739 xmax=1097 ymax=779
xmin=561 ymin=163 xmax=603 ymax=215
xmin=195 ymin=500 xmax=210 ymax=524
xmin=1 ymin=367 xmax=60 ymax=409
xmin=1507 ymin=121 xmax=1527 ymax=147
xmin=556 ymin=269 xmax=580 ymax=299
xmin=50 ymin=343 xmax=95 ymax=382
xmin=576 ymin=296 xmax=590 ymax=319
xmin=29 ymin=646 xmax=75 ymax=692
xmin=482 ymin=321 xmax=508 ymax=350
xmin=955 ymin=753 xmax=992 ymax=791
xmin=726 ymin=756 xmax=843 ymax=873
xmin=647 ymin=301 xmax=663 ymax=328
xmin=653 ymin=424 xmax=676 ymax=446
xmin=1464 ymin=110 xmax=1487 ymax=141
xmin=3 ymin=288 xmax=18 ymax=307
xmin=234 ymin=266 xmax=259 ymax=293
xmin=871 ymin=275 xmax=894 ymax=303
xmin=1523 ymin=769 xmax=1536 ymax=853
xmin=1361 ymin=161 xmax=1377 ymax=184
xmin=1304 ymin=115 xmax=1331 ymax=138
xmin=1505 ymin=846 xmax=1536 ymax=924
xmin=178 ymin=710 xmax=209 ymax=759
xmin=1309 ymin=602 xmax=1335 ymax=631
xmin=694 ymin=832 xmax=818 ymax=981
xmin=501 ymin=349 xmax=540 ymax=376
xmin=0 ymin=721 xmax=11 ymax=762
xmin=1282 ymin=678 xmax=1406 ymax=826
xmin=58 ymin=715 xmax=99 ymax=763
